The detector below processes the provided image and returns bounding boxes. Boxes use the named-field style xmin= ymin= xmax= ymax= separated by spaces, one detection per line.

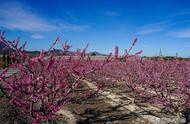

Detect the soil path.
xmin=83 ymin=79 xmax=181 ymax=124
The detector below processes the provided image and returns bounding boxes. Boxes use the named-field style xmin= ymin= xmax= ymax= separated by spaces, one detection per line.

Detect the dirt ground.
xmin=0 ymin=78 xmax=180 ymax=124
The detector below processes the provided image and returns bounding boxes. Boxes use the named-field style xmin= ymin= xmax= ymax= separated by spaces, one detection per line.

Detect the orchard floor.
xmin=65 ymin=96 xmax=150 ymax=124
xmin=0 ymin=68 xmax=180 ymax=124
xmin=0 ymin=91 xmax=29 ymax=124
xmin=0 ymin=88 xmax=152 ymax=124
xmin=62 ymin=80 xmax=161 ymax=124
xmin=63 ymin=78 xmax=182 ymax=124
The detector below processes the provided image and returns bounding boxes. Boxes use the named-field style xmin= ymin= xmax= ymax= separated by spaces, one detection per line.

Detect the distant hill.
xmin=87 ymin=51 xmax=106 ymax=56
xmin=0 ymin=43 xmax=106 ymax=57
xmin=25 ymin=50 xmax=40 ymax=54
xmin=0 ymin=42 xmax=14 ymax=53
xmin=47 ymin=49 xmax=74 ymax=55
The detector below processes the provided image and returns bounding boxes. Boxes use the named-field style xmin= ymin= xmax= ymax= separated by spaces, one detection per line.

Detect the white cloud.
xmin=30 ymin=34 xmax=46 ymax=39
xmin=138 ymin=27 xmax=164 ymax=35
xmin=56 ymin=22 xmax=90 ymax=32
xmin=105 ymin=11 xmax=120 ymax=16
xmin=167 ymin=10 xmax=190 ymax=18
xmin=0 ymin=2 xmax=89 ymax=33
xmin=169 ymin=28 xmax=190 ymax=38
xmin=138 ymin=21 xmax=169 ymax=35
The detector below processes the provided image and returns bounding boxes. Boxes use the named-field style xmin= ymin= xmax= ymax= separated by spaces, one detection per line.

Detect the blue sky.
xmin=0 ymin=0 xmax=190 ymax=57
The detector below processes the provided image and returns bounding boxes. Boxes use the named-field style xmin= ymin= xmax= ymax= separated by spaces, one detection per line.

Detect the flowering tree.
xmin=88 ymin=38 xmax=190 ymax=123
xmin=0 ymin=32 xmax=111 ymax=123
xmin=115 ymin=46 xmax=119 ymax=59
xmin=132 ymin=59 xmax=190 ymax=121
xmin=105 ymin=57 xmax=190 ymax=122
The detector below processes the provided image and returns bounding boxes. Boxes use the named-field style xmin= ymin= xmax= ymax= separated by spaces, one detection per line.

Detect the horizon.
xmin=0 ymin=0 xmax=190 ymax=57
